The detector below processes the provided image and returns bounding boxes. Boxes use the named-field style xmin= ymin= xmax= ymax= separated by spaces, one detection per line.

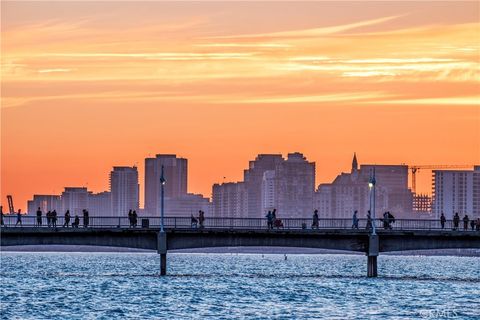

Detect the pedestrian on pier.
xmin=463 ymin=214 xmax=469 ymax=231
xmin=440 ymin=213 xmax=446 ymax=229
xmin=476 ymin=218 xmax=480 ymax=231
xmin=312 ymin=209 xmax=319 ymax=229
xmin=83 ymin=209 xmax=89 ymax=228
xmin=352 ymin=210 xmax=359 ymax=229
xmin=15 ymin=209 xmax=22 ymax=226
xmin=453 ymin=212 xmax=460 ymax=230
xmin=46 ymin=210 xmax=52 ymax=227
xmin=63 ymin=210 xmax=71 ymax=227
xmin=128 ymin=210 xmax=133 ymax=227
xmin=470 ymin=219 xmax=475 ymax=231
xmin=36 ymin=207 xmax=42 ymax=226
xmin=1 ymin=206 xmax=4 ymax=226
xmin=72 ymin=215 xmax=80 ymax=228
xmin=132 ymin=210 xmax=138 ymax=227
xmin=198 ymin=210 xmax=205 ymax=229
xmin=366 ymin=210 xmax=373 ymax=231
xmin=52 ymin=210 xmax=58 ymax=227
xmin=266 ymin=211 xmax=273 ymax=229
xmin=191 ymin=214 xmax=198 ymax=228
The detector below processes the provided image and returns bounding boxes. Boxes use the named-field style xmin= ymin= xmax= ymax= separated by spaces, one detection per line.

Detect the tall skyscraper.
xmin=432 ymin=166 xmax=480 ymax=219
xmin=144 ymin=154 xmax=187 ymax=215
xmin=110 ymin=166 xmax=139 ymax=216
xmin=244 ymin=154 xmax=284 ymax=218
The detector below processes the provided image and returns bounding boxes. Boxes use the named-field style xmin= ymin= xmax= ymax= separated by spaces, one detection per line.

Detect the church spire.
xmin=352 ymin=152 xmax=358 ymax=173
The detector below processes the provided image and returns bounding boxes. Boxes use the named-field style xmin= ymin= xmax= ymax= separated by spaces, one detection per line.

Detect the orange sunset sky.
xmin=1 ymin=1 xmax=479 ymax=211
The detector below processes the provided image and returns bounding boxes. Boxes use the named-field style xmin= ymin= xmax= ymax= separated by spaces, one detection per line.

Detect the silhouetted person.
xmin=128 ymin=210 xmax=133 ymax=227
xmin=15 ymin=209 xmax=22 ymax=226
xmin=198 ymin=210 xmax=205 ymax=229
xmin=470 ymin=219 xmax=475 ymax=231
xmin=453 ymin=212 xmax=460 ymax=230
xmin=266 ymin=211 xmax=273 ymax=229
xmin=132 ymin=210 xmax=138 ymax=227
xmin=73 ymin=215 xmax=80 ymax=228
xmin=312 ymin=209 xmax=319 ymax=229
xmin=63 ymin=210 xmax=71 ymax=227
xmin=46 ymin=210 xmax=52 ymax=227
xmin=191 ymin=214 xmax=198 ymax=228
xmin=83 ymin=209 xmax=89 ymax=228
xmin=272 ymin=209 xmax=277 ymax=222
xmin=476 ymin=218 xmax=480 ymax=231
xmin=36 ymin=207 xmax=42 ymax=226
xmin=351 ymin=210 xmax=359 ymax=229
xmin=52 ymin=210 xmax=57 ymax=227
xmin=0 ymin=206 xmax=4 ymax=226
xmin=366 ymin=210 xmax=373 ymax=231
xmin=440 ymin=213 xmax=446 ymax=229
xmin=463 ymin=214 xmax=469 ymax=231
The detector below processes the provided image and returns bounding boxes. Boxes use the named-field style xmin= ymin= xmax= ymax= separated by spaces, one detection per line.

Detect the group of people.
xmin=35 ymin=207 xmax=86 ymax=228
xmin=266 ymin=209 xmax=283 ymax=229
xmin=441 ymin=212 xmax=480 ymax=231
xmin=190 ymin=210 xmax=205 ymax=228
xmin=128 ymin=210 xmax=138 ymax=227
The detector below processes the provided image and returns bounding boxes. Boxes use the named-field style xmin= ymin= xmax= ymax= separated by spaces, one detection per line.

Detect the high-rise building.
xmin=110 ymin=166 xmax=139 ymax=216
xmin=88 ymin=191 xmax=112 ymax=216
xmin=212 ymin=182 xmax=247 ymax=218
xmin=244 ymin=154 xmax=284 ymax=218
xmin=432 ymin=166 xmax=480 ymax=219
xmin=27 ymin=195 xmax=61 ymax=215
xmin=145 ymin=154 xmax=187 ymax=215
xmin=61 ymin=187 xmax=89 ymax=216
xmin=261 ymin=170 xmax=276 ymax=213
xmin=272 ymin=152 xmax=315 ymax=218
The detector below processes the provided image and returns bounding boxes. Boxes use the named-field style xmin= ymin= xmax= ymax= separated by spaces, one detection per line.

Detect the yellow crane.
xmin=409 ymin=165 xmax=474 ymax=194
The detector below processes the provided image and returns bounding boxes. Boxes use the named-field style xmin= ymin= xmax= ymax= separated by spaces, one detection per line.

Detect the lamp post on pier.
xmin=368 ymin=167 xmax=377 ymax=236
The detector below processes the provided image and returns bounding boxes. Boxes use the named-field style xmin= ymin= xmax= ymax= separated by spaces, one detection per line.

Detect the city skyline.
xmin=2 ymin=1 xmax=479 ymax=211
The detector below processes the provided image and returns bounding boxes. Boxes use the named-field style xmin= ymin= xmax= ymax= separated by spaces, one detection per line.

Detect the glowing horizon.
xmin=1 ymin=1 xmax=479 ymax=210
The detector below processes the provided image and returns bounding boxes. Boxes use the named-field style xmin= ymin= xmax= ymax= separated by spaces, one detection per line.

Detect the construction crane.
xmin=7 ymin=195 xmax=15 ymax=214
xmin=409 ymin=165 xmax=474 ymax=194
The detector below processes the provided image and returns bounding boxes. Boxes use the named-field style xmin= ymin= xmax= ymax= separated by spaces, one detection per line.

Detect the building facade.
xmin=145 ymin=154 xmax=187 ymax=215
xmin=61 ymin=187 xmax=89 ymax=216
xmin=212 ymin=182 xmax=247 ymax=218
xmin=27 ymin=195 xmax=61 ymax=215
xmin=88 ymin=191 xmax=112 ymax=216
xmin=432 ymin=166 xmax=480 ymax=219
xmin=110 ymin=166 xmax=139 ymax=216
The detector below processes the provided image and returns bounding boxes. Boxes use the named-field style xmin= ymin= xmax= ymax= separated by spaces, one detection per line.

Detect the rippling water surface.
xmin=1 ymin=252 xmax=479 ymax=319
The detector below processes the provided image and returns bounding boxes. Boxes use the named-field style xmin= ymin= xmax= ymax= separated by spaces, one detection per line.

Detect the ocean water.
xmin=0 ymin=252 xmax=479 ymax=319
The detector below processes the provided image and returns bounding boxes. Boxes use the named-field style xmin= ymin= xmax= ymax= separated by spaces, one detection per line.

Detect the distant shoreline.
xmin=1 ymin=245 xmax=479 ymax=257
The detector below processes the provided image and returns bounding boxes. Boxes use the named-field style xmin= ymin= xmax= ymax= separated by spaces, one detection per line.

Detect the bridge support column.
xmin=157 ymin=231 xmax=167 ymax=276
xmin=367 ymin=235 xmax=379 ymax=278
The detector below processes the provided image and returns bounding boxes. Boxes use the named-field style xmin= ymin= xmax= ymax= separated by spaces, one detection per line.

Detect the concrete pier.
xmin=157 ymin=231 xmax=167 ymax=276
xmin=367 ymin=235 xmax=379 ymax=277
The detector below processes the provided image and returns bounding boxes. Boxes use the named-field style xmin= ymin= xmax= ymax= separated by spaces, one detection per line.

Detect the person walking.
xmin=63 ymin=210 xmax=71 ymax=227
xmin=198 ymin=210 xmax=205 ymax=229
xmin=312 ymin=209 xmax=319 ymax=229
xmin=36 ymin=207 xmax=42 ymax=226
xmin=470 ymin=219 xmax=475 ymax=231
xmin=46 ymin=210 xmax=52 ymax=227
xmin=83 ymin=209 xmax=89 ymax=228
xmin=352 ymin=210 xmax=359 ymax=229
xmin=73 ymin=215 xmax=80 ymax=228
xmin=266 ymin=211 xmax=273 ymax=229
xmin=1 ymin=206 xmax=4 ymax=226
xmin=132 ymin=210 xmax=138 ymax=228
xmin=15 ymin=209 xmax=22 ymax=226
xmin=440 ymin=213 xmax=446 ymax=229
xmin=366 ymin=210 xmax=373 ymax=231
xmin=128 ymin=210 xmax=133 ymax=227
xmin=463 ymin=214 xmax=469 ymax=231
xmin=453 ymin=212 xmax=460 ymax=231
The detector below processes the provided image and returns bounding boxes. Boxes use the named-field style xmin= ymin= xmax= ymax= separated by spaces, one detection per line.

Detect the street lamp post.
xmin=368 ymin=167 xmax=377 ymax=236
xmin=160 ymin=165 xmax=166 ymax=232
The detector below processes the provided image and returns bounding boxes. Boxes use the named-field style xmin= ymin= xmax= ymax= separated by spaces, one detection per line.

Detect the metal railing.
xmin=1 ymin=215 xmax=478 ymax=232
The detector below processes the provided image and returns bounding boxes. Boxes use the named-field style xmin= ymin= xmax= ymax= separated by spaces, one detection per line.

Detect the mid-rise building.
xmin=165 ymin=193 xmax=212 ymax=217
xmin=61 ymin=187 xmax=89 ymax=216
xmin=88 ymin=191 xmax=112 ymax=216
xmin=110 ymin=166 xmax=139 ymax=216
xmin=212 ymin=182 xmax=247 ymax=218
xmin=145 ymin=154 xmax=187 ymax=215
xmin=27 ymin=195 xmax=61 ymax=215
xmin=432 ymin=166 xmax=480 ymax=219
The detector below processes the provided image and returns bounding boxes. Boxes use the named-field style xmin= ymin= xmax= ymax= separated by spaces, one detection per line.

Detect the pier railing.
xmin=1 ymin=215 xmax=476 ymax=231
